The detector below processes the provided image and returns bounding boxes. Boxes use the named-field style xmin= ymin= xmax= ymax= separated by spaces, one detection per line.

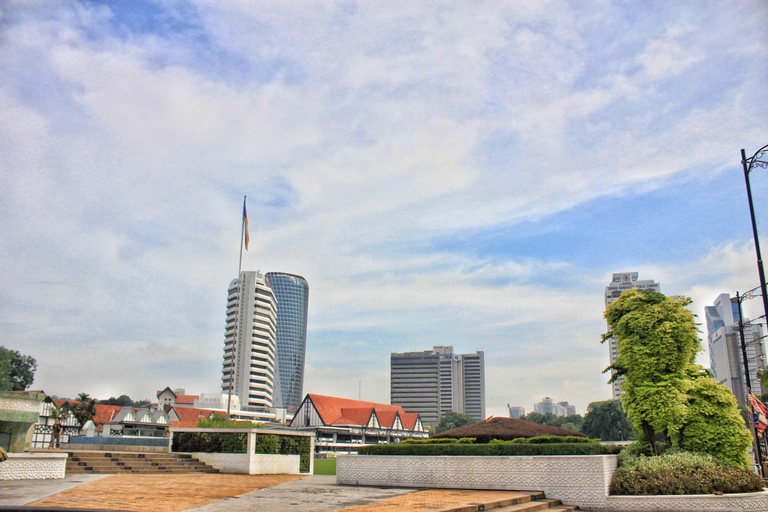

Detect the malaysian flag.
xmin=243 ymin=197 xmax=249 ymax=250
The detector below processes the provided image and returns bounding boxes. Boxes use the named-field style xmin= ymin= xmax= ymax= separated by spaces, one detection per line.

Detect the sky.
xmin=1 ymin=0 xmax=768 ymax=419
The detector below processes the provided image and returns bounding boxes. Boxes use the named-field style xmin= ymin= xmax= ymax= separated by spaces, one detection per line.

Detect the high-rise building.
xmin=390 ymin=346 xmax=485 ymax=427
xmin=604 ymin=272 xmax=660 ymax=399
xmin=265 ymin=272 xmax=309 ymax=412
xmin=533 ymin=397 xmax=575 ymax=417
xmin=508 ymin=406 xmax=525 ymax=419
xmin=221 ymin=271 xmax=278 ymax=411
xmin=706 ymin=293 xmax=766 ymax=407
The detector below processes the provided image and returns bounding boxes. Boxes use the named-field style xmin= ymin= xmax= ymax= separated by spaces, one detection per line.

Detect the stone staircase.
xmin=65 ymin=451 xmax=219 ymax=474
xmin=445 ymin=492 xmax=578 ymax=512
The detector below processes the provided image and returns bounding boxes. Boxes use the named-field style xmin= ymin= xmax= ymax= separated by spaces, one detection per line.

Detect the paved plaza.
xmin=0 ymin=473 xmax=533 ymax=512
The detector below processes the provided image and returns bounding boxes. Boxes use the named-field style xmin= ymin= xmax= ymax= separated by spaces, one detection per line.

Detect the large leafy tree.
xmin=603 ymin=290 xmax=698 ymax=454
xmin=604 ymin=289 xmax=753 ymax=468
xmin=0 ymin=346 xmax=37 ymax=391
xmin=581 ymin=400 xmax=634 ymax=441
xmin=433 ymin=411 xmax=475 ymax=434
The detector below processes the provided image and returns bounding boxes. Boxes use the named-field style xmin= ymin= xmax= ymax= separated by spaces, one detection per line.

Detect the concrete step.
xmin=493 ymin=499 xmax=578 ymax=512
xmin=63 ymin=450 xmax=219 ymax=475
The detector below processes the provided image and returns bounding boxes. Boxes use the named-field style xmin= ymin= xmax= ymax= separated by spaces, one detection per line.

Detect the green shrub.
xmin=402 ymin=438 xmax=457 ymax=444
xmin=220 ymin=433 xmax=247 ymax=453
xmin=254 ymin=434 xmax=279 ymax=454
xmin=456 ymin=437 xmax=476 ymax=444
xmin=197 ymin=413 xmax=265 ymax=429
xmin=358 ymin=442 xmax=618 ymax=456
xmin=172 ymin=431 xmax=247 ymax=453
xmin=610 ymin=451 xmax=764 ymax=495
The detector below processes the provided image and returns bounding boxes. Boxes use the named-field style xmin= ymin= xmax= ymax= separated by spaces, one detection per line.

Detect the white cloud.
xmin=1 ymin=1 xmax=767 ymax=414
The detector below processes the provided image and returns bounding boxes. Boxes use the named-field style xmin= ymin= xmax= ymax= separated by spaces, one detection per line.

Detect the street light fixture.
xmin=740 ymin=145 xmax=768 ymax=327
xmin=731 ymin=290 xmax=765 ymax=475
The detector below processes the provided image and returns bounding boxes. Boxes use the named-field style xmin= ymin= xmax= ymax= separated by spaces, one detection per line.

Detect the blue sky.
xmin=1 ymin=0 xmax=767 ymax=417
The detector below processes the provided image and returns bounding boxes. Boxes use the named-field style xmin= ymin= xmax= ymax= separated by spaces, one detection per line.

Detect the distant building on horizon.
xmin=221 ymin=271 xmax=278 ymax=411
xmin=265 ymin=272 xmax=309 ymax=413
xmin=390 ymin=346 xmax=485 ymax=427
xmin=605 ymin=272 xmax=660 ymax=399
xmin=508 ymin=405 xmax=525 ymax=419
xmin=533 ymin=397 xmax=575 ymax=417
xmin=705 ymin=293 xmax=766 ymax=407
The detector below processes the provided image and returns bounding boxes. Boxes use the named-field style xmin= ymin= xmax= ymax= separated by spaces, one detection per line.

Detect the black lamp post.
xmin=731 ymin=290 xmax=764 ymax=475
xmin=741 ymin=146 xmax=768 ymax=326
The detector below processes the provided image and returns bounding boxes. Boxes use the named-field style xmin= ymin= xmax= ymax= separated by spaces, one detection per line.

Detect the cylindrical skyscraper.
xmin=265 ymin=272 xmax=309 ymax=412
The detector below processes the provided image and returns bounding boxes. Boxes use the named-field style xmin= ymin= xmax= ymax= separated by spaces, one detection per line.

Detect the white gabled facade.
xmin=221 ymin=271 xmax=279 ymax=411
xmin=289 ymin=394 xmax=428 ymax=456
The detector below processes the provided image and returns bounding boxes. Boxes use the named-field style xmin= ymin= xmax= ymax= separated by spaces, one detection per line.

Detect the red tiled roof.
xmin=170 ymin=406 xmax=217 ymax=428
xmin=174 ymin=395 xmax=199 ymax=404
xmin=93 ymin=405 xmax=126 ymax=424
xmin=306 ymin=394 xmax=418 ymax=430
xmin=399 ymin=412 xmax=420 ymax=430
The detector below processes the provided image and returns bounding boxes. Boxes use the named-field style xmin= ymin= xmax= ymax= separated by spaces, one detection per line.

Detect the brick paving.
xmin=21 ymin=473 xmax=539 ymax=512
xmin=26 ymin=473 xmax=306 ymax=512
xmin=335 ymin=489 xmax=536 ymax=512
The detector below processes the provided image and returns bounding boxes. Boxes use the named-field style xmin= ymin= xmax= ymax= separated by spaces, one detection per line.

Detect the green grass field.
xmin=313 ymin=459 xmax=336 ymax=475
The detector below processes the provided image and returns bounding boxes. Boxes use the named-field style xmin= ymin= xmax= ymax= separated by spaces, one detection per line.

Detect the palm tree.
xmin=70 ymin=392 xmax=97 ymax=429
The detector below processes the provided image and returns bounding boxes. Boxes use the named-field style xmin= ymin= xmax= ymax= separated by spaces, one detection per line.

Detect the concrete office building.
xmin=705 ymin=293 xmax=766 ymax=407
xmin=533 ymin=397 xmax=575 ymax=417
xmin=508 ymin=406 xmax=525 ymax=419
xmin=390 ymin=346 xmax=485 ymax=427
xmin=265 ymin=272 xmax=309 ymax=412
xmin=605 ymin=272 xmax=660 ymax=399
xmin=221 ymin=271 xmax=278 ymax=411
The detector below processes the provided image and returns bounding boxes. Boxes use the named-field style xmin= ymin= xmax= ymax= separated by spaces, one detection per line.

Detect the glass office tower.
xmin=265 ymin=272 xmax=309 ymax=412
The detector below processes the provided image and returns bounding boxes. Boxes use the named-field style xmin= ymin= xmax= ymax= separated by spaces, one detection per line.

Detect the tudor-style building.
xmin=289 ymin=394 xmax=428 ymax=455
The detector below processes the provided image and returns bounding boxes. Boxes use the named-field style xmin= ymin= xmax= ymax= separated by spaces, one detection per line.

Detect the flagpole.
xmin=227 ymin=195 xmax=247 ymax=420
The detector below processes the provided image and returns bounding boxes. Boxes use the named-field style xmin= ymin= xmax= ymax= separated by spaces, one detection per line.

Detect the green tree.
xmin=581 ymin=400 xmax=634 ymax=441
xmin=523 ymin=412 xmax=583 ymax=430
xmin=757 ymin=370 xmax=768 ymax=403
xmin=434 ymin=411 xmax=475 ymax=434
xmin=101 ymin=395 xmax=134 ymax=406
xmin=603 ymin=290 xmax=698 ymax=454
xmin=0 ymin=347 xmax=37 ymax=391
xmin=70 ymin=393 xmax=97 ymax=428
xmin=677 ymin=370 xmax=752 ymax=468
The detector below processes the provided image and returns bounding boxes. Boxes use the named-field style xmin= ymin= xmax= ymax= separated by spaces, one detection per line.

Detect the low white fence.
xmin=191 ymin=452 xmax=300 ymax=474
xmin=0 ymin=452 xmax=68 ymax=480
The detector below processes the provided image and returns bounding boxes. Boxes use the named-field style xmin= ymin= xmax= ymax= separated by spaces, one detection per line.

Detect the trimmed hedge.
xmin=172 ymin=431 xmax=248 ymax=453
xmin=358 ymin=442 xmax=620 ymax=456
xmin=172 ymin=431 xmax=312 ymax=473
xmin=610 ymin=451 xmax=764 ymax=495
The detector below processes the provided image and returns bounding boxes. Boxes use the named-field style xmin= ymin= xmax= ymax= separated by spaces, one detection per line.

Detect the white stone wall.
xmin=602 ymin=492 xmax=768 ymax=512
xmin=191 ymin=452 xmax=300 ymax=474
xmin=0 ymin=396 xmax=40 ymax=414
xmin=0 ymin=453 xmax=67 ymax=480
xmin=337 ymin=454 xmax=618 ymax=510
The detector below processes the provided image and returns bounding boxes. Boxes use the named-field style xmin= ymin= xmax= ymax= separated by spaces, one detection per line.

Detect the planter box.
xmin=602 ymin=492 xmax=768 ymax=512
xmin=337 ymin=454 xmax=768 ymax=511
xmin=337 ymin=454 xmax=617 ymax=510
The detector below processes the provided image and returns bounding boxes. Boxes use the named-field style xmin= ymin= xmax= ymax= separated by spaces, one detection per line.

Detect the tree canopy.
xmin=603 ymin=289 xmax=752 ymax=467
xmin=433 ymin=411 xmax=475 ymax=434
xmin=0 ymin=346 xmax=37 ymax=391
xmin=71 ymin=392 xmax=97 ymax=427
xmin=580 ymin=400 xmax=633 ymax=441
xmin=100 ymin=395 xmax=151 ymax=407
xmin=523 ymin=412 xmax=584 ymax=432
